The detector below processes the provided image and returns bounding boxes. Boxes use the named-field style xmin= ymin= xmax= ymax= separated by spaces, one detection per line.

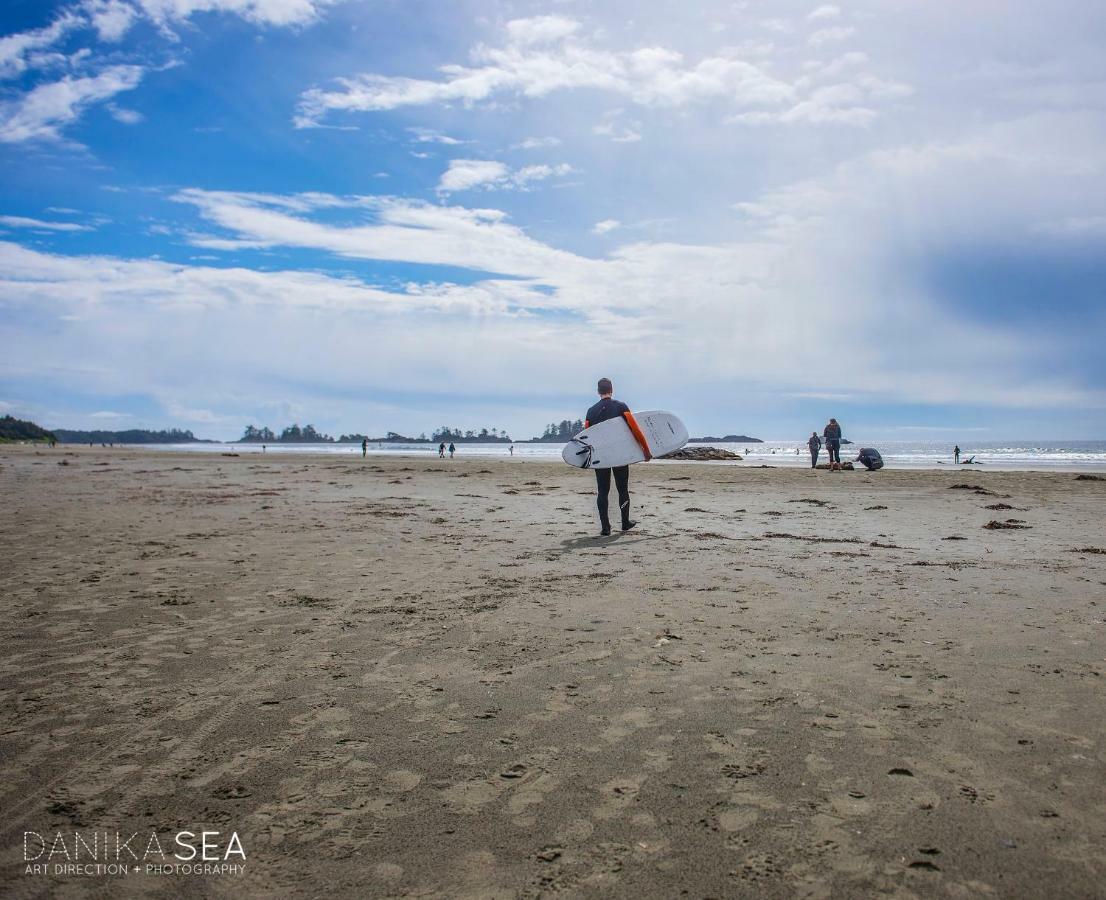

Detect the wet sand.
xmin=1 ymin=446 xmax=1104 ymax=898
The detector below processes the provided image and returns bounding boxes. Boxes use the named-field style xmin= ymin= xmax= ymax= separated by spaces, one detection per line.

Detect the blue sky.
xmin=1 ymin=0 xmax=1104 ymax=441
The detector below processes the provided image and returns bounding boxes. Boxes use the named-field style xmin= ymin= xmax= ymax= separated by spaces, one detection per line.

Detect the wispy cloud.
xmin=408 ymin=127 xmax=464 ymax=145
xmin=0 ymin=214 xmax=93 ymax=231
xmin=134 ymin=0 xmax=348 ymax=29
xmin=511 ymin=136 xmax=562 ymax=150
xmin=0 ymin=10 xmax=84 ymax=79
xmin=808 ymin=26 xmax=856 ymax=47
xmin=295 ymin=15 xmax=797 ymax=126
xmin=807 ymin=5 xmax=841 ymax=21
xmin=436 ymin=159 xmax=574 ymax=193
xmin=0 ymin=65 xmax=144 ymax=143
xmin=0 ymin=0 xmax=346 ymax=144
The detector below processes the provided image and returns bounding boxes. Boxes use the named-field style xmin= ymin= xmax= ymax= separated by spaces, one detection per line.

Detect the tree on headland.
xmin=0 ymin=415 xmax=57 ymax=443
xmin=533 ymin=420 xmax=584 ymax=442
xmin=53 ymin=427 xmax=202 ymax=444
xmin=239 ymin=424 xmax=333 ymax=443
xmin=241 ymin=425 xmax=276 ymax=442
xmin=431 ymin=426 xmax=511 ymax=443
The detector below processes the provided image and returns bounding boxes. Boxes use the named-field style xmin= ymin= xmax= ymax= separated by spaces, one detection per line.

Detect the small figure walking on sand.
xmin=954 ymin=445 xmax=961 ymax=465
xmin=448 ymin=442 xmax=456 ymax=459
xmin=438 ymin=441 xmax=446 ymax=458
xmin=362 ymin=437 xmax=368 ymax=458
xmin=509 ymin=445 xmax=514 ymax=456
xmin=823 ymin=418 xmax=843 ymax=471
xmin=808 ymin=431 xmax=822 ymax=468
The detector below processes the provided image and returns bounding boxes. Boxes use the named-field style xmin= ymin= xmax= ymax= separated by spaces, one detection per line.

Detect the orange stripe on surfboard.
xmin=623 ymin=411 xmax=652 ymax=461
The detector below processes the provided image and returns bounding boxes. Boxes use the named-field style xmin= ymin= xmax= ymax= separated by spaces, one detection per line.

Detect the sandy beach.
xmin=1 ymin=445 xmax=1104 ymax=899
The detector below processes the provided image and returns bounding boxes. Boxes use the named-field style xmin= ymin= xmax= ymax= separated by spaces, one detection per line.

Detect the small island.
xmin=688 ymin=434 xmax=762 ymax=443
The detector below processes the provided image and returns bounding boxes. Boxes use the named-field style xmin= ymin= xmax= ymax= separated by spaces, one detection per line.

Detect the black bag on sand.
xmin=857 ymin=448 xmax=883 ymax=471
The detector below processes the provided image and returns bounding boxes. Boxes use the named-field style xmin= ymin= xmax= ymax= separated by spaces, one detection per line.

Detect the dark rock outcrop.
xmin=662 ymin=446 xmax=742 ymax=461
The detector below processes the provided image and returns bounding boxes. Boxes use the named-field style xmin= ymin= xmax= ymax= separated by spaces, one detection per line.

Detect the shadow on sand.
xmin=558 ymin=531 xmax=670 ymax=552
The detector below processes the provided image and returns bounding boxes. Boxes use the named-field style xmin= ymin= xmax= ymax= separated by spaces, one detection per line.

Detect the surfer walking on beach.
xmin=585 ymin=378 xmax=639 ymax=536
xmin=823 ymin=418 xmax=843 ymax=471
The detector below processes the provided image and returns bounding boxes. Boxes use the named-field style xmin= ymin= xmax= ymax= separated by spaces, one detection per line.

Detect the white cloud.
xmin=134 ymin=0 xmax=345 ymax=28
xmin=805 ymin=51 xmax=868 ymax=80
xmin=82 ymin=0 xmax=139 ymax=41
xmin=730 ymin=74 xmax=911 ymax=126
xmin=511 ymin=136 xmax=562 ymax=150
xmin=0 ymin=0 xmax=346 ymax=143
xmin=436 ymin=159 xmax=573 ymax=193
xmin=107 ymin=103 xmax=143 ymax=123
xmin=408 ymin=127 xmax=463 ymax=145
xmin=592 ymin=219 xmax=620 ymax=235
xmin=0 ymin=65 xmax=144 ymax=143
xmin=594 ymin=111 xmax=643 ymax=142
xmin=0 ymin=11 xmax=83 ymax=79
xmin=172 ymin=189 xmax=585 ymax=277
xmin=438 ymin=159 xmax=510 ymax=192
xmin=808 ymin=26 xmax=856 ymax=47
xmin=295 ymin=16 xmax=796 ymax=126
xmin=0 ymin=214 xmax=93 ymax=231
xmin=807 ymin=5 xmax=841 ymax=21
xmin=503 ymin=15 xmax=580 ymax=46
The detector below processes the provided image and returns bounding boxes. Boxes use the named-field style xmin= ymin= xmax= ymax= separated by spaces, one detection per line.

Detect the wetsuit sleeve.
xmin=623 ymin=411 xmax=652 ymax=461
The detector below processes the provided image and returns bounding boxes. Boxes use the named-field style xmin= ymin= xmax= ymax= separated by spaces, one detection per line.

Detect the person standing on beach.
xmin=448 ymin=442 xmax=456 ymax=458
xmin=823 ymin=418 xmax=842 ymax=471
xmin=585 ymin=377 xmax=639 ymax=536
xmin=361 ymin=437 xmax=368 ymax=458
xmin=438 ymin=442 xmax=446 ymax=458
xmin=509 ymin=445 xmax=514 ymax=456
xmin=954 ymin=445 xmax=961 ymax=464
xmin=807 ymin=431 xmax=822 ymax=468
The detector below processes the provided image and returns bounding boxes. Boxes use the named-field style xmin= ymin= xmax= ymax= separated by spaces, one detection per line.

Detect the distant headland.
xmin=52 ymin=427 xmax=212 ymax=444
xmin=0 ymin=415 xmax=57 ymax=443
xmin=237 ymin=425 xmax=515 ymax=444
xmin=4 ymin=416 xmax=763 ymax=446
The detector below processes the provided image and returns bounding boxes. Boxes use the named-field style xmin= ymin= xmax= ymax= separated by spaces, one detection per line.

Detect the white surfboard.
xmin=562 ymin=410 xmax=689 ymax=469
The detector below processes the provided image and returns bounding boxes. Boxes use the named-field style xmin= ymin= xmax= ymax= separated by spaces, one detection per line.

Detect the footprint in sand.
xmin=594 ymin=775 xmax=645 ymax=820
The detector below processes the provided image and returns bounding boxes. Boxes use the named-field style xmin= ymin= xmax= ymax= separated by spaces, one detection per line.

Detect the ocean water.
xmin=134 ymin=439 xmax=1106 ymax=471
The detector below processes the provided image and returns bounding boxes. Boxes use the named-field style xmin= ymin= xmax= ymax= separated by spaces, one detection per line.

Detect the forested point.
xmin=0 ymin=416 xmax=57 ymax=443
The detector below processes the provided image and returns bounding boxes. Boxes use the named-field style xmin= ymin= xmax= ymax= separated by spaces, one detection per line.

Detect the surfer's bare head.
xmin=597 ymin=378 xmax=613 ymax=396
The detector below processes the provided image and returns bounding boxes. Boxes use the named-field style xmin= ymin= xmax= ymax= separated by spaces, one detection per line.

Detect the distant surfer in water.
xmin=585 ymin=378 xmax=640 ymax=536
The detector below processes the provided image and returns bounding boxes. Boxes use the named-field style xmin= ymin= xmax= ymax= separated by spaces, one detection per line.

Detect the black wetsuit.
xmin=585 ymin=398 xmax=632 ymax=531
